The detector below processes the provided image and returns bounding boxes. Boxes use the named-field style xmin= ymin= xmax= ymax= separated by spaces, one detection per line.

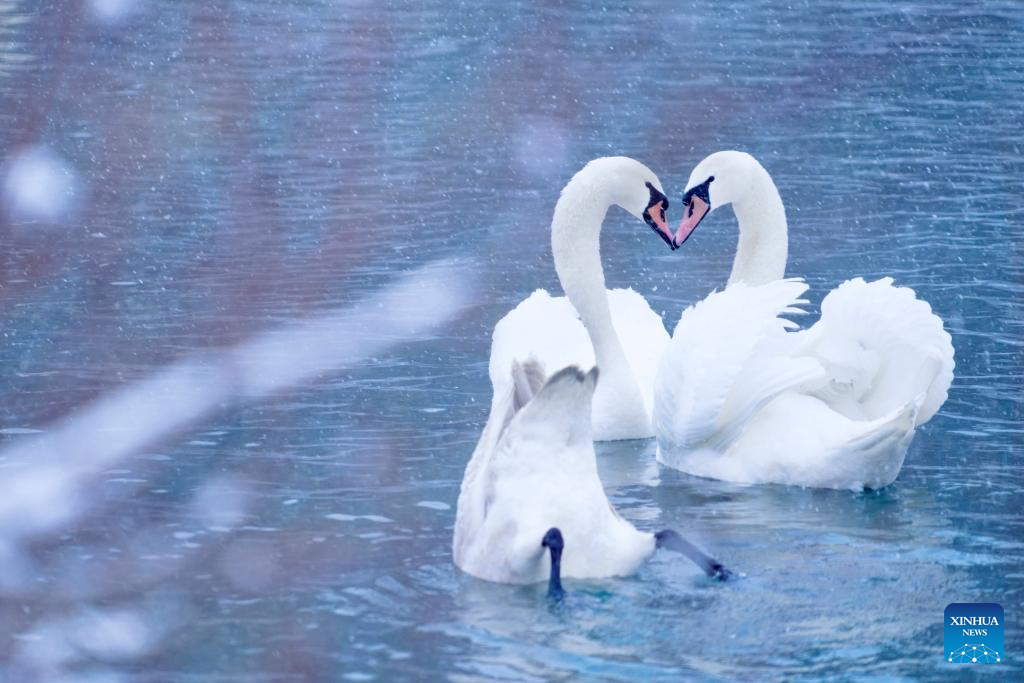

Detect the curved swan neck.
xmin=728 ymin=163 xmax=789 ymax=287
xmin=550 ymin=172 xmax=631 ymax=379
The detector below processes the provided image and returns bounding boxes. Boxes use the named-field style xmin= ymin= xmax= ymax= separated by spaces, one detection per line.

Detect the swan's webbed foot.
xmin=707 ymin=561 xmax=734 ymax=582
xmin=542 ymin=527 xmax=565 ymax=599
xmin=655 ymin=529 xmax=733 ymax=582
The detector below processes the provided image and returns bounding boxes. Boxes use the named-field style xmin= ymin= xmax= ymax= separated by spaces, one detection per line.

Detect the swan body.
xmin=489 ymin=288 xmax=667 ymax=441
xmin=487 ymin=157 xmax=671 ymax=441
xmin=656 ymin=151 xmax=954 ymax=490
xmin=454 ymin=363 xmax=656 ymax=585
xmin=455 ymin=361 xmax=731 ymax=589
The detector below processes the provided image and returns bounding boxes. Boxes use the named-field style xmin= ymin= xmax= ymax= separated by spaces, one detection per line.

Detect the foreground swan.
xmin=654 ymin=151 xmax=954 ymax=490
xmin=454 ymin=360 xmax=731 ymax=596
xmin=488 ymin=157 xmax=672 ymax=441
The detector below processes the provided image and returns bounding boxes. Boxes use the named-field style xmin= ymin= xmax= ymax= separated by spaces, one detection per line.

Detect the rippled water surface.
xmin=1 ymin=0 xmax=1022 ymax=680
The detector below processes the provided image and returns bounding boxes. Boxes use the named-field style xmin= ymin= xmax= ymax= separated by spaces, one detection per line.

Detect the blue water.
xmin=0 ymin=0 xmax=1021 ymax=680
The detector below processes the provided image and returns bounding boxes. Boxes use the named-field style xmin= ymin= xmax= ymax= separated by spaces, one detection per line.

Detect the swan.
xmin=453 ymin=359 xmax=731 ymax=597
xmin=654 ymin=151 xmax=955 ymax=490
xmin=488 ymin=157 xmax=673 ymax=441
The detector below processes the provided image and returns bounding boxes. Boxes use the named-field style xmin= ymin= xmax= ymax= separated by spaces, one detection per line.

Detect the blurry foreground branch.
xmin=0 ymin=259 xmax=475 ymax=577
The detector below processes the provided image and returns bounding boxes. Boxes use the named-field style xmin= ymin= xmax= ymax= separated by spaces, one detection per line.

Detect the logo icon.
xmin=945 ymin=603 xmax=1003 ymax=664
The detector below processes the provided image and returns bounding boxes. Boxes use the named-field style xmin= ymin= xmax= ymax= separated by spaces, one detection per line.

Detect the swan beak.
xmin=644 ymin=202 xmax=675 ymax=250
xmin=673 ymin=196 xmax=709 ymax=249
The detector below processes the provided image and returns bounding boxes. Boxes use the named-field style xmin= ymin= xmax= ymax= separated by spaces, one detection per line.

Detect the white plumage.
xmin=656 ymin=152 xmax=955 ymax=490
xmin=486 ymin=157 xmax=671 ymax=441
xmin=454 ymin=362 xmax=656 ymax=585
xmin=489 ymin=287 xmax=667 ymax=440
xmin=454 ymin=158 xmax=736 ymax=588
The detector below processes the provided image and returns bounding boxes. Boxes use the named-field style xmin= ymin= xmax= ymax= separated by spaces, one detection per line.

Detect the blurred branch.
xmin=0 ymin=259 xmax=475 ymax=571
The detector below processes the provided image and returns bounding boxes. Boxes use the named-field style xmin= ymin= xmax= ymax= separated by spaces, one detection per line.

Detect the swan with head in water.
xmin=488 ymin=157 xmax=673 ymax=441
xmin=453 ymin=360 xmax=731 ymax=597
xmin=654 ymin=151 xmax=955 ymax=490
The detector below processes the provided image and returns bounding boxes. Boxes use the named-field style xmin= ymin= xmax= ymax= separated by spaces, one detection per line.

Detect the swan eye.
xmin=681 ymin=175 xmax=714 ymax=212
xmin=644 ymin=183 xmax=670 ymax=219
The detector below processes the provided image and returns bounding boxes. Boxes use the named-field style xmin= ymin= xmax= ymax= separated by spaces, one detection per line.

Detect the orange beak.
xmin=644 ymin=201 xmax=674 ymax=249
xmin=673 ymin=195 xmax=709 ymax=248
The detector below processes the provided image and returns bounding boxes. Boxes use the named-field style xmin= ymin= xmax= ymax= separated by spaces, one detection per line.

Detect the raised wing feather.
xmin=511 ymin=358 xmax=547 ymax=414
xmin=654 ymin=278 xmax=824 ymax=452
xmin=455 ymin=363 xmax=596 ymax=559
xmin=493 ymin=366 xmax=599 ymax=470
xmin=796 ymin=277 xmax=954 ymax=425
xmin=452 ymin=370 xmax=515 ymax=567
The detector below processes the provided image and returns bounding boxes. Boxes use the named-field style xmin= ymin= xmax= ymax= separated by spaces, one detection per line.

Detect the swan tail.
xmin=454 ymin=361 xmax=596 ymax=567
xmin=483 ymin=364 xmax=602 ymax=468
xmin=829 ymin=394 xmax=921 ymax=490
xmin=804 ymin=277 xmax=954 ymax=426
xmin=522 ymin=365 xmax=599 ymax=424
xmin=456 ymin=362 xmax=598 ymax=573
xmin=511 ymin=358 xmax=547 ymax=414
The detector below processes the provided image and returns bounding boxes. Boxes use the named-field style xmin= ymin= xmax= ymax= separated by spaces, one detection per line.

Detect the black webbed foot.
xmin=655 ymin=529 xmax=732 ymax=582
xmin=707 ymin=561 xmax=734 ymax=582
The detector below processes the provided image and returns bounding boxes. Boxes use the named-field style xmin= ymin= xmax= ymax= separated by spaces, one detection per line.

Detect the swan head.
xmin=574 ymin=157 xmax=673 ymax=249
xmin=673 ymin=151 xmax=762 ymax=248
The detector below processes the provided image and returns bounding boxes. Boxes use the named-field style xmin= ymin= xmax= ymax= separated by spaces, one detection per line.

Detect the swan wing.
xmin=796 ymin=277 xmax=954 ymax=425
xmin=458 ymin=366 xmax=652 ymax=582
xmin=452 ymin=366 xmax=515 ymax=568
xmin=500 ymin=365 xmax=598 ymax=455
xmin=454 ymin=355 xmax=549 ymax=562
xmin=654 ymin=278 xmax=825 ymax=453
xmin=493 ymin=366 xmax=652 ymax=580
xmin=511 ymin=357 xmax=547 ymax=413
xmin=692 ymin=392 xmax=921 ymax=490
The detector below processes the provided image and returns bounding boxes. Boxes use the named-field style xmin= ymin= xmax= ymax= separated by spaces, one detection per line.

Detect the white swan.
xmin=488 ymin=157 xmax=672 ymax=441
xmin=453 ymin=360 xmax=730 ymax=596
xmin=654 ymin=151 xmax=955 ymax=490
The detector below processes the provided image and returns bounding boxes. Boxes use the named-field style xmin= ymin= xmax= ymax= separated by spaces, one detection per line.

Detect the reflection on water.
xmin=1 ymin=0 xmax=1022 ymax=680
